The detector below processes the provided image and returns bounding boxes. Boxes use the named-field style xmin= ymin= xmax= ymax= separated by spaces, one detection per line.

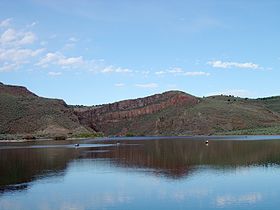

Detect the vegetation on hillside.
xmin=1 ymin=82 xmax=280 ymax=138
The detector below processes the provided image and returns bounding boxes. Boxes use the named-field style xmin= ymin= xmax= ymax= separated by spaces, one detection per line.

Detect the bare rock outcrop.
xmin=74 ymin=91 xmax=199 ymax=133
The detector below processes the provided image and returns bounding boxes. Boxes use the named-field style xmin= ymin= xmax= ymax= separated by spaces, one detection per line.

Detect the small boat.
xmin=205 ymin=140 xmax=209 ymax=145
xmin=116 ymin=141 xmax=121 ymax=146
xmin=74 ymin=143 xmax=80 ymax=147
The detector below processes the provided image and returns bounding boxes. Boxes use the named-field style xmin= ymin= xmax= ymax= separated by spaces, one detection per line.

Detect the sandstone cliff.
xmin=73 ymin=91 xmax=199 ymax=134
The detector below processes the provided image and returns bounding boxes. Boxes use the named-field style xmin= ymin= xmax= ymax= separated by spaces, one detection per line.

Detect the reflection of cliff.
xmin=0 ymin=148 xmax=79 ymax=193
xmin=84 ymin=139 xmax=280 ymax=178
xmin=2 ymin=139 xmax=280 ymax=194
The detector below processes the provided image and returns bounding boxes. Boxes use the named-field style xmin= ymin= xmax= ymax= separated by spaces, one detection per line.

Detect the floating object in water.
xmin=74 ymin=143 xmax=79 ymax=147
xmin=205 ymin=140 xmax=209 ymax=146
xmin=116 ymin=141 xmax=121 ymax=146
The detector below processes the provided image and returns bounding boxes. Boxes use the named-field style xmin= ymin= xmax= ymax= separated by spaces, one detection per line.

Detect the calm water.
xmin=1 ymin=136 xmax=280 ymax=210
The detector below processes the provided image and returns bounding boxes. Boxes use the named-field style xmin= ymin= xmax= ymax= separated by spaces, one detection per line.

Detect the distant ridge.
xmin=0 ymin=82 xmax=280 ymax=138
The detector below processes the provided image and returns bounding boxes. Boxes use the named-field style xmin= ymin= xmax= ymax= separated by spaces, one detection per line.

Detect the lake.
xmin=1 ymin=136 xmax=280 ymax=210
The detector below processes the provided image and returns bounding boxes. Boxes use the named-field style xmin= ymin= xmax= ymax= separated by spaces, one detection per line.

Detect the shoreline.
xmin=1 ymin=134 xmax=280 ymax=143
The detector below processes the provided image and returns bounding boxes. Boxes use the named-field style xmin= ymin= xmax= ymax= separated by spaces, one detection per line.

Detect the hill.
xmin=74 ymin=94 xmax=280 ymax=136
xmin=0 ymin=83 xmax=91 ymax=139
xmin=0 ymin=82 xmax=280 ymax=138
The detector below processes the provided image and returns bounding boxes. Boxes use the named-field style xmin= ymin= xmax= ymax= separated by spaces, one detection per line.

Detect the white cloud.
xmin=0 ymin=21 xmax=43 ymax=72
xmin=0 ymin=28 xmax=17 ymax=43
xmin=0 ymin=28 xmax=36 ymax=46
xmin=208 ymin=60 xmax=260 ymax=69
xmin=114 ymin=83 xmax=125 ymax=87
xmin=167 ymin=67 xmax=184 ymax=73
xmin=38 ymin=53 xmax=132 ymax=74
xmin=48 ymin=71 xmax=62 ymax=76
xmin=62 ymin=37 xmax=78 ymax=50
xmin=58 ymin=56 xmax=83 ymax=66
xmin=155 ymin=71 xmax=165 ymax=75
xmin=36 ymin=52 xmax=58 ymax=66
xmin=0 ymin=63 xmax=19 ymax=72
xmin=155 ymin=67 xmax=210 ymax=77
xmin=0 ymin=18 xmax=12 ymax=28
xmin=115 ymin=67 xmax=132 ymax=73
xmin=18 ymin=31 xmax=36 ymax=45
xmin=37 ymin=52 xmax=84 ymax=68
xmin=0 ymin=48 xmax=44 ymax=63
xmin=135 ymin=83 xmax=158 ymax=88
xmin=183 ymin=71 xmax=210 ymax=76
xmin=0 ymin=20 xmax=181 ymax=77
xmin=101 ymin=66 xmax=115 ymax=73
xmin=26 ymin=21 xmax=37 ymax=28
xmin=68 ymin=37 xmax=78 ymax=42
xmin=0 ymin=48 xmax=44 ymax=72
xmin=101 ymin=65 xmax=133 ymax=73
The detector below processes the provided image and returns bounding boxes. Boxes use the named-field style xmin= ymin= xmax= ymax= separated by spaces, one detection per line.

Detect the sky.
xmin=0 ymin=0 xmax=279 ymax=105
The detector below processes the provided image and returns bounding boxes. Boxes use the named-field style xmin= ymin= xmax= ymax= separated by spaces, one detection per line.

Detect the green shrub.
xmin=125 ymin=132 xmax=135 ymax=137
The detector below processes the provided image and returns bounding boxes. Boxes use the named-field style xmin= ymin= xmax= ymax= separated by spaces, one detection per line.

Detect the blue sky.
xmin=0 ymin=0 xmax=279 ymax=105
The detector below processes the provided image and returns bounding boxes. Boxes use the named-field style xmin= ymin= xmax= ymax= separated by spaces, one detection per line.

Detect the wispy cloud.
xmin=155 ymin=71 xmax=165 ymax=75
xmin=37 ymin=52 xmax=134 ymax=75
xmin=48 ymin=71 xmax=62 ymax=76
xmin=101 ymin=65 xmax=133 ymax=73
xmin=26 ymin=21 xmax=37 ymax=28
xmin=62 ymin=37 xmax=79 ymax=50
xmin=155 ymin=67 xmax=210 ymax=77
xmin=0 ymin=63 xmax=19 ymax=72
xmin=36 ymin=52 xmax=84 ymax=68
xmin=167 ymin=67 xmax=184 ymax=74
xmin=0 ymin=28 xmax=37 ymax=46
xmin=0 ymin=48 xmax=44 ymax=63
xmin=0 ymin=18 xmax=12 ymax=28
xmin=0 ymin=21 xmax=44 ymax=72
xmin=208 ymin=60 xmax=260 ymax=69
xmin=135 ymin=83 xmax=158 ymax=88
xmin=183 ymin=71 xmax=210 ymax=76
xmin=68 ymin=37 xmax=78 ymax=42
xmin=114 ymin=83 xmax=125 ymax=87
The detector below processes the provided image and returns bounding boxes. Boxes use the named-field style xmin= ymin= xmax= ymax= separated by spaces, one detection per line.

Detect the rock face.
xmin=73 ymin=91 xmax=199 ymax=134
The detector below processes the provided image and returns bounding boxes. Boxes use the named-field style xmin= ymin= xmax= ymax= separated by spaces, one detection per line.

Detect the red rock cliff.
xmin=74 ymin=91 xmax=199 ymax=132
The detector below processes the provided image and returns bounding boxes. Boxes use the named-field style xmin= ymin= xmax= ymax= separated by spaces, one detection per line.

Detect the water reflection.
xmin=85 ymin=139 xmax=280 ymax=178
xmin=1 ymin=138 xmax=280 ymax=209
xmin=0 ymin=148 xmax=78 ymax=192
xmin=1 ymin=139 xmax=280 ymax=190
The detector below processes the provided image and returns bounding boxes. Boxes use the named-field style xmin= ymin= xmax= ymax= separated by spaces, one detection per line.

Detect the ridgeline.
xmin=1 ymin=82 xmax=280 ymax=139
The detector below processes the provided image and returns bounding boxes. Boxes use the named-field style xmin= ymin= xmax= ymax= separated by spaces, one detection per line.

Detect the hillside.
xmin=0 ymin=83 xmax=91 ymax=139
xmin=74 ymin=94 xmax=280 ymax=136
xmin=0 ymin=82 xmax=280 ymax=138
